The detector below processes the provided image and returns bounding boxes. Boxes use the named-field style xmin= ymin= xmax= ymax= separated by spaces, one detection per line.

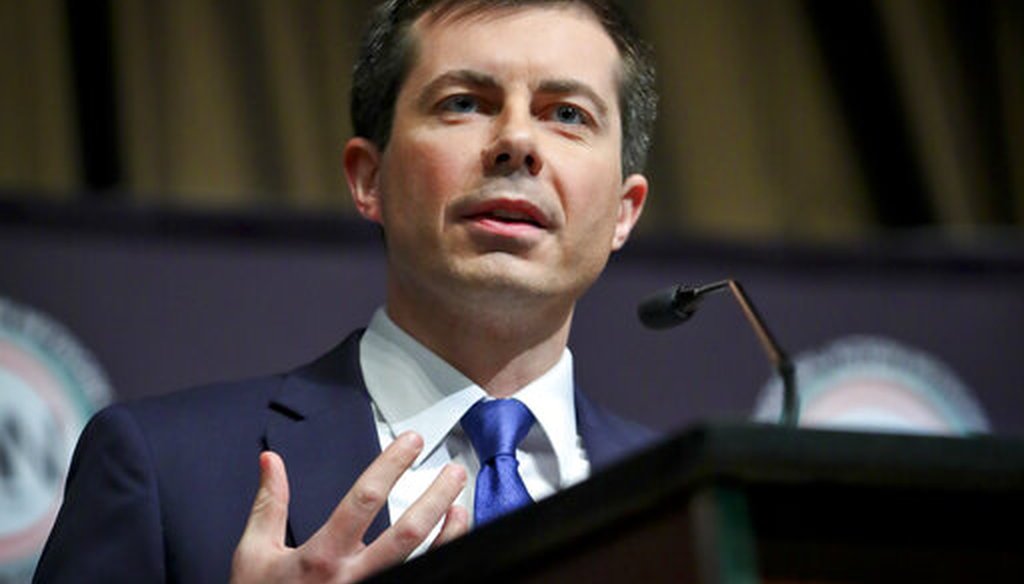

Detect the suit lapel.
xmin=263 ymin=331 xmax=390 ymax=546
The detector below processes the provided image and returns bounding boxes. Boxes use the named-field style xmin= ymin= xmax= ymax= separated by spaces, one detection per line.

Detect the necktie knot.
xmin=460 ymin=398 xmax=535 ymax=462
xmin=460 ymin=398 xmax=536 ymax=525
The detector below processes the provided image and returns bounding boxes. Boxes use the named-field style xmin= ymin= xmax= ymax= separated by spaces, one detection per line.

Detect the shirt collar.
xmin=360 ymin=308 xmax=579 ymax=478
xmin=509 ymin=351 xmax=579 ymax=481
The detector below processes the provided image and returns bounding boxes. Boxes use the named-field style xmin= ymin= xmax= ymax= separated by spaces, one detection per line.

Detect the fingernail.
xmin=258 ymin=451 xmax=273 ymax=472
xmin=399 ymin=431 xmax=423 ymax=449
xmin=446 ymin=463 xmax=467 ymax=485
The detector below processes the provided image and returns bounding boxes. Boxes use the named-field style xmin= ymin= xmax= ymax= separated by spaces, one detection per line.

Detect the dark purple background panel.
xmin=2 ymin=200 xmax=1022 ymax=437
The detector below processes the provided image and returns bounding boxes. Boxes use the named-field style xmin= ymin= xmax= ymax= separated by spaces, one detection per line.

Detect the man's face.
xmin=346 ymin=4 xmax=647 ymax=313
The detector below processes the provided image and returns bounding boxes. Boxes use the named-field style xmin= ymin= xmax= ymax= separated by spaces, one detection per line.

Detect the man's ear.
xmin=611 ymin=173 xmax=648 ymax=250
xmin=343 ymin=137 xmax=383 ymax=223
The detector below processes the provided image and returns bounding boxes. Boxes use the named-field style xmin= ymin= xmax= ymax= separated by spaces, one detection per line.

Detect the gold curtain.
xmin=644 ymin=0 xmax=871 ymax=240
xmin=0 ymin=0 xmax=79 ymax=198
xmin=1 ymin=1 xmax=1020 ymax=238
xmin=878 ymin=0 xmax=1024 ymax=227
xmin=113 ymin=0 xmax=362 ymax=210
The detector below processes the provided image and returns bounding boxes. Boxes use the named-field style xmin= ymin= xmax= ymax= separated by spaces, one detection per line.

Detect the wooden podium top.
xmin=370 ymin=423 xmax=1024 ymax=583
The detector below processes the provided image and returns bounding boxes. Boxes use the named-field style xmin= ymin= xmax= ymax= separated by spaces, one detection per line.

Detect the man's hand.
xmin=230 ymin=432 xmax=469 ymax=583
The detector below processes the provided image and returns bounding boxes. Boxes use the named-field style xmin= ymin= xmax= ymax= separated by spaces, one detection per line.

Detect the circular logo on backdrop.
xmin=0 ymin=297 xmax=113 ymax=581
xmin=753 ymin=335 xmax=989 ymax=435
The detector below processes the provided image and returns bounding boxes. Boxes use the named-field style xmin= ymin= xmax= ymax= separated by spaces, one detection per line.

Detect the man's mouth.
xmin=470 ymin=207 xmax=543 ymax=227
xmin=462 ymin=199 xmax=551 ymax=230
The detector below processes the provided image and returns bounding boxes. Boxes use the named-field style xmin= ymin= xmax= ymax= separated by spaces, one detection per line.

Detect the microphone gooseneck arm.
xmin=638 ymin=279 xmax=799 ymax=427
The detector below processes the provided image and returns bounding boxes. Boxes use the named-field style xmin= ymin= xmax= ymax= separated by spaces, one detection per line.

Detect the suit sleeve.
xmin=33 ymin=404 xmax=167 ymax=583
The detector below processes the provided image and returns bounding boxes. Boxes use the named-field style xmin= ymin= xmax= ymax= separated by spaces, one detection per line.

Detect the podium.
xmin=370 ymin=423 xmax=1024 ymax=582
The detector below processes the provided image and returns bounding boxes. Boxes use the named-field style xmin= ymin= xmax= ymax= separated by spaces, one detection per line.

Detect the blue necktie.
xmin=460 ymin=398 xmax=536 ymax=526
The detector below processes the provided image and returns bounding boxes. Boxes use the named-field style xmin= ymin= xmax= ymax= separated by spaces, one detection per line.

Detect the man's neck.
xmin=385 ymin=288 xmax=574 ymax=398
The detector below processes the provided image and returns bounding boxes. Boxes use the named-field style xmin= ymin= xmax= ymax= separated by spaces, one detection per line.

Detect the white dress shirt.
xmin=359 ymin=308 xmax=590 ymax=555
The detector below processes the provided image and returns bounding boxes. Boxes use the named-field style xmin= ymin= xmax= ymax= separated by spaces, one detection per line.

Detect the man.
xmin=34 ymin=0 xmax=658 ymax=582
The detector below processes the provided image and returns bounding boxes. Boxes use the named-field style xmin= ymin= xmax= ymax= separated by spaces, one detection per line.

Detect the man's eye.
xmin=551 ymin=104 xmax=589 ymax=126
xmin=439 ymin=94 xmax=480 ymax=114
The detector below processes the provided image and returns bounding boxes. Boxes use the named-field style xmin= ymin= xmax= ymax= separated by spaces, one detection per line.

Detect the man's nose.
xmin=483 ymin=107 xmax=543 ymax=176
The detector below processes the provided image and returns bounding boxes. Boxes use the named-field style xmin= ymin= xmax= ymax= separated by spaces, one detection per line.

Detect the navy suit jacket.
xmin=34 ymin=331 xmax=656 ymax=583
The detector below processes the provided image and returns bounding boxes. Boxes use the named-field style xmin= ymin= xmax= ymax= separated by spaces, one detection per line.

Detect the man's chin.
xmin=448 ymin=258 xmax=562 ymax=301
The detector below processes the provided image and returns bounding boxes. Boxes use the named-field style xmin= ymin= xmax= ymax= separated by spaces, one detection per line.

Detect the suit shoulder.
xmin=73 ymin=375 xmax=286 ymax=460
xmin=119 ymin=374 xmax=284 ymax=423
xmin=593 ymin=403 xmax=661 ymax=449
xmin=575 ymin=389 xmax=662 ymax=470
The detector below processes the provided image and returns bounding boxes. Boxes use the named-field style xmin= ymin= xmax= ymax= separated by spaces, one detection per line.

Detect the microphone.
xmin=637 ymin=279 xmax=800 ymax=427
xmin=637 ymin=281 xmax=731 ymax=329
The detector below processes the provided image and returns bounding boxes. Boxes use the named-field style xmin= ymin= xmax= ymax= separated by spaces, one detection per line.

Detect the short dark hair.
xmin=351 ymin=0 xmax=658 ymax=176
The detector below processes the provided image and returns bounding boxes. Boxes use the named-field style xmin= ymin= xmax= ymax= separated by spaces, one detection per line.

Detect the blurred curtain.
xmin=0 ymin=0 xmax=80 ymax=198
xmin=877 ymin=0 xmax=1024 ymax=228
xmin=644 ymin=0 xmax=871 ymax=239
xmin=0 ymin=0 xmax=1021 ymax=238
xmin=113 ymin=0 xmax=363 ymax=209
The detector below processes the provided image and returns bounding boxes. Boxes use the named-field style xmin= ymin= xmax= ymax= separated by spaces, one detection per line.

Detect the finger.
xmin=239 ymin=451 xmax=290 ymax=549
xmin=429 ymin=504 xmax=470 ymax=550
xmin=313 ymin=431 xmax=424 ymax=553
xmin=360 ymin=463 xmax=467 ymax=571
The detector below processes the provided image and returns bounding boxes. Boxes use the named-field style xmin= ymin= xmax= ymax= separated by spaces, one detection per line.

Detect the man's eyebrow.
xmin=537 ymin=79 xmax=610 ymax=120
xmin=416 ymin=69 xmax=500 ymax=109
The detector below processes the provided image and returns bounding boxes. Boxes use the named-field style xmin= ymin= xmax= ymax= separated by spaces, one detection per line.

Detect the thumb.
xmin=242 ymin=450 xmax=291 ymax=547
